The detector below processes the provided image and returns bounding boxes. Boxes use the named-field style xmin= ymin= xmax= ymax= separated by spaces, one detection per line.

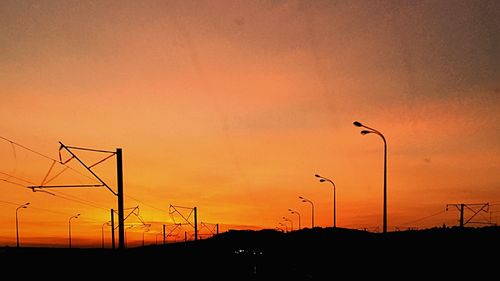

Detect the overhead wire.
xmin=0 ymin=135 xmax=99 ymax=184
xmin=125 ymin=194 xmax=168 ymax=213
xmin=400 ymin=210 xmax=447 ymax=226
xmin=0 ymin=199 xmax=23 ymax=206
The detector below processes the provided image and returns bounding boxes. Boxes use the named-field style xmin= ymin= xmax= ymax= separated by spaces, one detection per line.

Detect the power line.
xmin=0 ymin=171 xmax=37 ymax=185
xmin=49 ymin=190 xmax=110 ymax=211
xmin=400 ymin=210 xmax=447 ymax=226
xmin=0 ymin=135 xmax=56 ymax=161
xmin=0 ymin=135 xmax=99 ymax=184
xmin=0 ymin=199 xmax=23 ymax=206
xmin=1 ymin=171 xmax=110 ymax=212
xmin=125 ymin=194 xmax=168 ymax=213
xmin=1 ymin=178 xmax=28 ymax=188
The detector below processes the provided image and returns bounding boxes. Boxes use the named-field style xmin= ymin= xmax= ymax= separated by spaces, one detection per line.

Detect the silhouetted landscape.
xmin=1 ymin=226 xmax=498 ymax=278
xmin=1 ymin=1 xmax=499 ymax=278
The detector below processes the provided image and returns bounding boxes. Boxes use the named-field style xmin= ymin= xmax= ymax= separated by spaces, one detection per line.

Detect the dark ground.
xmin=1 ymin=226 xmax=498 ymax=279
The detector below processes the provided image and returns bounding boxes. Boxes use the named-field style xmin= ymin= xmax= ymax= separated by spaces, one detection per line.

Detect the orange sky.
xmin=0 ymin=0 xmax=499 ymax=247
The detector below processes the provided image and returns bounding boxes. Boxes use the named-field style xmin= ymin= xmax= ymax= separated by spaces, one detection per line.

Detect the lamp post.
xmin=282 ymin=216 xmax=293 ymax=232
xmin=353 ymin=121 xmax=387 ymax=233
xmin=299 ymin=196 xmax=314 ymax=228
xmin=288 ymin=208 xmax=301 ymax=230
xmin=16 ymin=202 xmax=30 ymax=248
xmin=68 ymin=213 xmax=80 ymax=248
xmin=142 ymin=228 xmax=150 ymax=247
xmin=278 ymin=222 xmax=288 ymax=233
xmin=102 ymin=221 xmax=110 ymax=249
xmin=315 ymin=174 xmax=336 ymax=228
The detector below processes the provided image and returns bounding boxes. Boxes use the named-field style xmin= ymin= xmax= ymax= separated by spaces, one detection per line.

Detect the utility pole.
xmin=163 ymin=224 xmax=166 ymax=245
xmin=460 ymin=204 xmax=464 ymax=227
xmin=216 ymin=223 xmax=219 ymax=235
xmin=28 ymin=143 xmax=126 ymax=250
xmin=116 ymin=148 xmax=125 ymax=249
xmin=111 ymin=209 xmax=115 ymax=249
xmin=194 ymin=207 xmax=198 ymax=241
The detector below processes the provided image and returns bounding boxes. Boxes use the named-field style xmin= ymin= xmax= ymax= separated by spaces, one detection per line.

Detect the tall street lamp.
xmin=299 ymin=196 xmax=314 ymax=228
xmin=16 ymin=202 xmax=30 ymax=248
xmin=288 ymin=208 xmax=301 ymax=230
xmin=315 ymin=174 xmax=337 ymax=228
xmin=353 ymin=121 xmax=388 ymax=233
xmin=282 ymin=216 xmax=293 ymax=232
xmin=68 ymin=213 xmax=80 ymax=248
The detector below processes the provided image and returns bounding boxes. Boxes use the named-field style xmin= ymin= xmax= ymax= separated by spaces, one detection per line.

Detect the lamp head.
xmin=319 ymin=179 xmax=326 ymax=182
xmin=353 ymin=121 xmax=363 ymax=127
xmin=314 ymin=174 xmax=320 ymax=178
xmin=25 ymin=202 xmax=30 ymax=206
xmin=298 ymin=196 xmax=303 ymax=199
xmin=361 ymin=130 xmax=371 ymax=135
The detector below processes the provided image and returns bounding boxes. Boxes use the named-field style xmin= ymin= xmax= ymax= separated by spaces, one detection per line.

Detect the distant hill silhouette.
xmin=1 ymin=226 xmax=498 ymax=279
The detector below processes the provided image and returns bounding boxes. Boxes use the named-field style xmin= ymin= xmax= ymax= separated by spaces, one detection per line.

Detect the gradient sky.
xmin=0 ymin=0 xmax=499 ymax=247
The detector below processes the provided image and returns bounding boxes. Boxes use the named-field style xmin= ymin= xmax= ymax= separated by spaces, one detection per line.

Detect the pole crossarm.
xmin=27 ymin=141 xmax=125 ymax=249
xmin=112 ymin=206 xmax=148 ymax=230
xmin=446 ymin=203 xmax=491 ymax=226
xmin=57 ymin=142 xmax=117 ymax=195
xmin=28 ymin=184 xmax=104 ymax=190
xmin=169 ymin=204 xmax=195 ymax=228
xmin=200 ymin=222 xmax=217 ymax=235
xmin=165 ymin=223 xmax=183 ymax=237
xmin=465 ymin=203 xmax=489 ymax=225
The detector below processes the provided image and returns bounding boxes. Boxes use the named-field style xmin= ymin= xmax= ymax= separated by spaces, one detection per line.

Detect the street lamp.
xmin=288 ymin=208 xmax=301 ymax=230
xmin=278 ymin=222 xmax=288 ymax=233
xmin=68 ymin=213 xmax=80 ymax=248
xmin=353 ymin=121 xmax=388 ymax=233
xmin=15 ymin=202 xmax=30 ymax=248
xmin=142 ymin=228 xmax=150 ymax=247
xmin=299 ymin=196 xmax=314 ymax=228
xmin=102 ymin=221 xmax=110 ymax=249
xmin=282 ymin=216 xmax=293 ymax=232
xmin=315 ymin=174 xmax=336 ymax=228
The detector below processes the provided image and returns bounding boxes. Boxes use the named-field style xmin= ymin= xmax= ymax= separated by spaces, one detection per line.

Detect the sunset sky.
xmin=1 ymin=0 xmax=499 ymax=247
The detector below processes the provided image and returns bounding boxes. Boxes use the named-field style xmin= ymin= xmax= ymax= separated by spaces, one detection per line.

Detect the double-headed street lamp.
xmin=353 ymin=121 xmax=388 ymax=233
xmin=282 ymin=216 xmax=293 ymax=232
xmin=102 ymin=221 xmax=110 ymax=249
xmin=278 ymin=222 xmax=288 ymax=233
xmin=299 ymin=196 xmax=314 ymax=228
xmin=16 ymin=202 xmax=30 ymax=248
xmin=69 ymin=213 xmax=80 ymax=248
xmin=315 ymin=174 xmax=336 ymax=228
xmin=288 ymin=208 xmax=301 ymax=230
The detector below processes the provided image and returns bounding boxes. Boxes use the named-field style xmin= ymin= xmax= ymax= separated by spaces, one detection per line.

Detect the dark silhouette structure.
xmin=354 ymin=121 xmax=388 ymax=233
